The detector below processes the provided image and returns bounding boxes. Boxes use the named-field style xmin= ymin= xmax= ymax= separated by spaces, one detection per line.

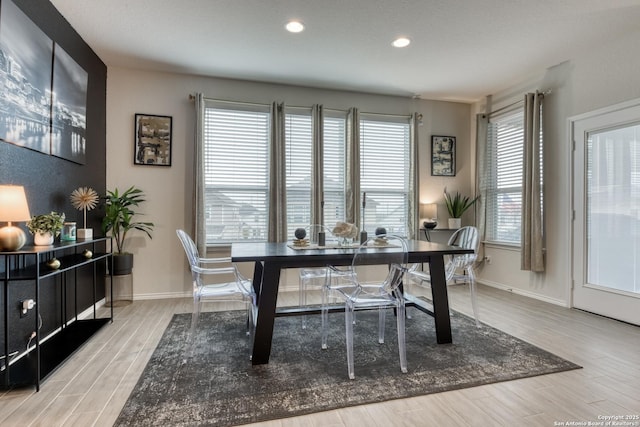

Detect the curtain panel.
xmin=475 ymin=113 xmax=489 ymax=264
xmin=193 ymin=93 xmax=207 ymax=255
xmin=311 ymin=104 xmax=324 ymax=227
xmin=268 ymin=102 xmax=287 ymax=242
xmin=345 ymin=107 xmax=361 ymax=226
xmin=521 ymin=92 xmax=545 ymax=272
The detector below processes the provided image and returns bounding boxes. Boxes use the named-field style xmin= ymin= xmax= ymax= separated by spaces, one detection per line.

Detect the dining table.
xmin=231 ymin=239 xmax=474 ymax=365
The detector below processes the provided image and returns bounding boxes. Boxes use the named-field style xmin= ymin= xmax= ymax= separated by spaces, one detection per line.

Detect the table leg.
xmin=428 ymin=254 xmax=452 ymax=344
xmin=251 ymin=261 xmax=281 ymax=364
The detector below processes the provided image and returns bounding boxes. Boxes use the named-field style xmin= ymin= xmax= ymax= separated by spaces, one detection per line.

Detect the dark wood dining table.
xmin=231 ymin=239 xmax=474 ymax=365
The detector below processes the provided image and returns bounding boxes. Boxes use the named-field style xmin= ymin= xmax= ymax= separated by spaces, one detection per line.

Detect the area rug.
xmin=115 ymin=308 xmax=580 ymax=426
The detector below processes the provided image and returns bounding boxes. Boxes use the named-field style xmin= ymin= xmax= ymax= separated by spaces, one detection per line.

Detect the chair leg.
xmin=184 ymin=293 xmax=201 ymax=362
xmin=378 ymin=306 xmax=386 ymax=344
xmin=345 ymin=301 xmax=356 ymax=380
xmin=396 ymin=303 xmax=408 ymax=373
xmin=467 ymin=267 xmax=481 ymax=327
xmin=300 ymin=275 xmax=308 ymax=329
xmin=321 ymin=284 xmax=329 ymax=349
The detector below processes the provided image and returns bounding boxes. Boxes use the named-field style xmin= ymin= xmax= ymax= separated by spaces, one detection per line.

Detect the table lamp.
xmin=0 ymin=185 xmax=32 ymax=251
xmin=420 ymin=203 xmax=437 ymax=229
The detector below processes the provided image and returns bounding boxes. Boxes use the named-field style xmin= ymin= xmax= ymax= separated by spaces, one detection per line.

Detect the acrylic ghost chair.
xmin=322 ymin=234 xmax=410 ymax=379
xmin=409 ymin=226 xmax=481 ymax=327
xmin=176 ymin=229 xmax=257 ymax=359
xmin=298 ymin=224 xmax=353 ymax=328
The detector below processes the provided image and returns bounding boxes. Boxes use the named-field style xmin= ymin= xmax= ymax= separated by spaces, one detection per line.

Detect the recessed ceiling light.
xmin=392 ymin=37 xmax=411 ymax=48
xmin=286 ymin=20 xmax=305 ymax=33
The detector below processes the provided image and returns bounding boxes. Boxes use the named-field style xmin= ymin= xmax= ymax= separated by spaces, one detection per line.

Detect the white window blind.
xmin=323 ymin=113 xmax=346 ymax=227
xmin=486 ymin=109 xmax=524 ymax=244
xmin=202 ymin=102 xmax=270 ymax=244
xmin=285 ymin=108 xmax=313 ymax=236
xmin=359 ymin=115 xmax=411 ymax=235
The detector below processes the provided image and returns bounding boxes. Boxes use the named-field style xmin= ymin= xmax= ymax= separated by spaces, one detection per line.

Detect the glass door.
xmin=572 ymin=104 xmax=640 ymax=326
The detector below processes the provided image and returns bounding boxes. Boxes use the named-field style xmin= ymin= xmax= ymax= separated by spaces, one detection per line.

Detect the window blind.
xmin=203 ymin=103 xmax=270 ymax=244
xmin=486 ymin=110 xmax=524 ymax=244
xmin=285 ymin=109 xmax=313 ymax=236
xmin=359 ymin=115 xmax=411 ymax=235
xmin=323 ymin=113 xmax=346 ymax=227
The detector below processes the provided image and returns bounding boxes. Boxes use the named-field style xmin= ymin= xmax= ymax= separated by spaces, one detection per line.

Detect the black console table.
xmin=1 ymin=238 xmax=112 ymax=391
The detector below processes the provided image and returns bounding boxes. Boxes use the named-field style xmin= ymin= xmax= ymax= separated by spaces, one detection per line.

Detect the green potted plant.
xmin=27 ymin=211 xmax=66 ymax=246
xmin=444 ymin=189 xmax=479 ymax=229
xmin=101 ymin=186 xmax=154 ymax=275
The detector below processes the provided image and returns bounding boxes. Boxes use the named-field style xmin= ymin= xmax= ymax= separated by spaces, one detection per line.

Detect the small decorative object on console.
xmin=46 ymin=258 xmax=61 ymax=270
xmin=293 ymin=227 xmax=309 ymax=247
xmin=70 ymin=186 xmax=99 ymax=240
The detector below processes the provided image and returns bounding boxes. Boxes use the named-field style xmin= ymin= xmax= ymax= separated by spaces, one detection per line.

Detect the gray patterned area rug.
xmin=115 ymin=308 xmax=580 ymax=426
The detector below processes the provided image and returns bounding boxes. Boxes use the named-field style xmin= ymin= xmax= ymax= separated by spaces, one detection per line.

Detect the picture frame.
xmin=134 ymin=113 xmax=172 ymax=166
xmin=431 ymin=135 xmax=456 ymax=176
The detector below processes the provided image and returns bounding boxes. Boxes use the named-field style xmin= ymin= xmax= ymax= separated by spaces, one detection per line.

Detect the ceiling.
xmin=50 ymin=0 xmax=640 ymax=103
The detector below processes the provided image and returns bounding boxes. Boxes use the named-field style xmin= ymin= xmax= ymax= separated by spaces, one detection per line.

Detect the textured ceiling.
xmin=50 ymin=0 xmax=640 ymax=102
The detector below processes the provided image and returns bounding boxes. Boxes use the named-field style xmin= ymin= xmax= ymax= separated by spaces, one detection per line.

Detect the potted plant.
xmin=27 ymin=211 xmax=65 ymax=246
xmin=101 ymin=186 xmax=154 ymax=275
xmin=444 ymin=189 xmax=479 ymax=229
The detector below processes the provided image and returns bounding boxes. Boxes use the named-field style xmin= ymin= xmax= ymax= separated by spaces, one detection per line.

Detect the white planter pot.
xmin=34 ymin=231 xmax=54 ymax=246
xmin=448 ymin=218 xmax=461 ymax=229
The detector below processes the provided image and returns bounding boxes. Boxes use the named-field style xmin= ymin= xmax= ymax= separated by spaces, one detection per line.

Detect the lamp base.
xmin=0 ymin=225 xmax=27 ymax=251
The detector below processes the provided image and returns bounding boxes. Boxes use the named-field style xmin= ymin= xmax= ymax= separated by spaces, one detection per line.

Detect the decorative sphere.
xmin=294 ymin=228 xmax=307 ymax=240
xmin=375 ymin=227 xmax=387 ymax=236
xmin=83 ymin=249 xmax=93 ymax=259
xmin=47 ymin=258 xmax=61 ymax=270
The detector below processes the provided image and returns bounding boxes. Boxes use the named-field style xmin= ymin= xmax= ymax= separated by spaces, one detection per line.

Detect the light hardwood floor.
xmin=1 ymin=283 xmax=639 ymax=427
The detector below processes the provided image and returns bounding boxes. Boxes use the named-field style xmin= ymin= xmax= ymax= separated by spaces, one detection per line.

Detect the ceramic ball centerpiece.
xmin=27 ymin=211 xmax=65 ymax=246
xmin=374 ymin=227 xmax=388 ymax=245
xmin=292 ymin=227 xmax=309 ymax=247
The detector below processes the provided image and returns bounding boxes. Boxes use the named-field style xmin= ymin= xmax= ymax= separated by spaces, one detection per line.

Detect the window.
xmin=359 ymin=115 xmax=411 ymax=235
xmin=285 ymin=108 xmax=313 ymax=236
xmin=485 ymin=108 xmax=543 ymax=244
xmin=323 ymin=112 xmax=347 ymax=227
xmin=203 ymin=102 xmax=270 ymax=244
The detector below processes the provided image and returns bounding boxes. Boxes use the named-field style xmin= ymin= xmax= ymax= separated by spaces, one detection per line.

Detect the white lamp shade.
xmin=420 ymin=203 xmax=437 ymax=220
xmin=0 ymin=185 xmax=31 ymax=222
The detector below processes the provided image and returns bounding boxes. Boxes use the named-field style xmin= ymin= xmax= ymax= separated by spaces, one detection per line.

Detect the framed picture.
xmin=134 ymin=113 xmax=172 ymax=166
xmin=0 ymin=0 xmax=53 ymax=155
xmin=431 ymin=135 xmax=456 ymax=176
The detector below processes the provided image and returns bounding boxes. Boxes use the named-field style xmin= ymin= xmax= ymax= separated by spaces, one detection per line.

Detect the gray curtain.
xmin=521 ymin=92 xmax=545 ymax=272
xmin=345 ymin=107 xmax=360 ymax=226
xmin=475 ymin=113 xmax=489 ymax=264
xmin=408 ymin=113 xmax=419 ymax=240
xmin=268 ymin=102 xmax=287 ymax=242
xmin=193 ymin=93 xmax=207 ymax=255
xmin=311 ymin=104 xmax=324 ymax=227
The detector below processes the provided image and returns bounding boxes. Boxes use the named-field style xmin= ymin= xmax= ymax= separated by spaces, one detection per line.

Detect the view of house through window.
xmin=486 ymin=109 xmax=525 ymax=244
xmin=203 ymin=103 xmax=410 ymax=245
xmin=360 ymin=115 xmax=411 ymax=235
xmin=203 ymin=103 xmax=270 ymax=244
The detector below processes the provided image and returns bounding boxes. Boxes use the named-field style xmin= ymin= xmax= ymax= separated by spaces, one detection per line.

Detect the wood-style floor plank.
xmin=0 ymin=283 xmax=638 ymax=427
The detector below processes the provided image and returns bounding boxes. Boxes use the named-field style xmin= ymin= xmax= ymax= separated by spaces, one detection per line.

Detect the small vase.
xmin=448 ymin=218 xmax=461 ymax=229
xmin=34 ymin=232 xmax=54 ymax=246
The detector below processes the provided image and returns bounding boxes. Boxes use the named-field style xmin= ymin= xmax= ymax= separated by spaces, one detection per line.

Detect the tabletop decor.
xmin=70 ymin=186 xmax=99 ymax=239
xmin=332 ymin=221 xmax=358 ymax=247
xmin=27 ymin=211 xmax=65 ymax=246
xmin=292 ymin=227 xmax=309 ymax=247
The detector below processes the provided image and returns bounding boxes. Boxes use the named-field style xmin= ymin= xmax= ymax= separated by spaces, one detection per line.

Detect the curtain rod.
xmin=487 ymin=89 xmax=552 ymax=118
xmin=188 ymin=94 xmax=269 ymax=108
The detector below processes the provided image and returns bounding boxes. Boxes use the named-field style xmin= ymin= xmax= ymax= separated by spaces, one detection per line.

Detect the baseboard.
xmin=133 ymin=291 xmax=193 ymax=301
xmin=477 ymin=279 xmax=568 ymax=307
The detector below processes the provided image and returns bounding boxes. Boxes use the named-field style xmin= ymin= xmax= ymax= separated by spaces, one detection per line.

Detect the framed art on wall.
xmin=431 ymin=135 xmax=456 ymax=176
xmin=134 ymin=113 xmax=172 ymax=166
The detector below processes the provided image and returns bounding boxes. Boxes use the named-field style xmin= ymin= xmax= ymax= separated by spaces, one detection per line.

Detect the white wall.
xmin=475 ymin=28 xmax=640 ymax=306
xmin=106 ymin=68 xmax=471 ymax=298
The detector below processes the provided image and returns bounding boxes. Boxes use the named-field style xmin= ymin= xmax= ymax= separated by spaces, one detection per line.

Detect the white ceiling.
xmin=50 ymin=0 xmax=640 ymax=103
